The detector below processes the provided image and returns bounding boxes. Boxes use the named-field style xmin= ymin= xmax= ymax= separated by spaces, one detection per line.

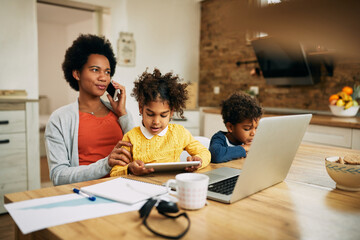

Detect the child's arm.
xmin=185 ymin=155 xmax=204 ymax=172
xmin=182 ymin=130 xmax=211 ymax=170
xmin=209 ymin=132 xmax=246 ymax=163
xmin=241 ymin=143 xmax=251 ymax=153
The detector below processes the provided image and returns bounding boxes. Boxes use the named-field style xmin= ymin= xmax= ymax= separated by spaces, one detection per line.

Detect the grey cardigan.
xmin=45 ymin=100 xmax=135 ymax=186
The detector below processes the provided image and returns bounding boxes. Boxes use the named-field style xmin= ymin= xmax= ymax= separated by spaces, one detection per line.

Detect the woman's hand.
xmin=128 ymin=160 xmax=154 ymax=175
xmin=108 ymin=141 xmax=133 ymax=167
xmin=185 ymin=156 xmax=202 ymax=172
xmin=107 ymin=81 xmax=127 ymax=117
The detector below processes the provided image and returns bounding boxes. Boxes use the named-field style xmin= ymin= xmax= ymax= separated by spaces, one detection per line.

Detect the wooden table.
xmin=5 ymin=143 xmax=360 ymax=240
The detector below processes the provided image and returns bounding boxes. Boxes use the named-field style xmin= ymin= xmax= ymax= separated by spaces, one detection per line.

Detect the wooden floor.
xmin=0 ymin=156 xmax=51 ymax=240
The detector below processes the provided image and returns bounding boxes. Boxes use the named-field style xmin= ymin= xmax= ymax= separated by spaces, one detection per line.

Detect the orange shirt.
xmin=78 ymin=111 xmax=123 ymax=166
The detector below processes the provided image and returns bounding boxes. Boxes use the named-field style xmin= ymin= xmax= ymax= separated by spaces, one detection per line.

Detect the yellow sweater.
xmin=110 ymin=124 xmax=210 ymax=176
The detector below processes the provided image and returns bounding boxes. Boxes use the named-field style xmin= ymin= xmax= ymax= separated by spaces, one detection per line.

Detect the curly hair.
xmin=221 ymin=91 xmax=263 ymax=125
xmin=62 ymin=34 xmax=116 ymax=91
xmin=132 ymin=68 xmax=188 ymax=118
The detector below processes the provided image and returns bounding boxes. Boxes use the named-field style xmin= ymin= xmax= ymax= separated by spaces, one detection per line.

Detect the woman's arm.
xmin=109 ymin=134 xmax=132 ymax=176
xmin=45 ymin=108 xmax=134 ymax=186
xmin=118 ymin=112 xmax=135 ymax=134
xmin=45 ymin=117 xmax=112 ymax=186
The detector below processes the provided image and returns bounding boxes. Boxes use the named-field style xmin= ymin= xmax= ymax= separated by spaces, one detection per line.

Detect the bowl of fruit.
xmin=329 ymin=86 xmax=359 ymax=117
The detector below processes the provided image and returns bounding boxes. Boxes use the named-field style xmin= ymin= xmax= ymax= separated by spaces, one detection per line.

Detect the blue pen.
xmin=73 ymin=188 xmax=96 ymax=201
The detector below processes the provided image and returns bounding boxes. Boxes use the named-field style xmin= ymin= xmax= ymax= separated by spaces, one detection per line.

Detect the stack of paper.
xmin=80 ymin=177 xmax=168 ymax=204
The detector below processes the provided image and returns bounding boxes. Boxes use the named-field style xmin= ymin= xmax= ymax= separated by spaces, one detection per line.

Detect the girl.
xmin=45 ymin=34 xmax=135 ymax=185
xmin=110 ymin=68 xmax=210 ymax=176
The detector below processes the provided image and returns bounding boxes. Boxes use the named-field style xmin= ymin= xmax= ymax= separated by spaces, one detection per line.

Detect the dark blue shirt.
xmin=209 ymin=131 xmax=246 ymax=163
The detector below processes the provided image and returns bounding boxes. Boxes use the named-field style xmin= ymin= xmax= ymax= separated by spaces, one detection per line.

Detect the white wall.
xmin=73 ymin=0 xmax=201 ymax=126
xmin=0 ymin=0 xmax=38 ymax=99
xmin=1 ymin=0 xmax=201 ymax=124
xmin=110 ymin=0 xmax=201 ymax=126
xmin=38 ymin=7 xmax=94 ymax=113
xmin=38 ymin=22 xmax=67 ymax=112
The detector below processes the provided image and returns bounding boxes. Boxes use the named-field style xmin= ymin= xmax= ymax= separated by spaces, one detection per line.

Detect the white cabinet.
xmin=303 ymin=125 xmax=353 ymax=148
xmin=0 ymin=100 xmax=40 ymax=213
xmin=303 ymin=124 xmax=360 ymax=150
xmin=173 ymin=110 xmax=200 ymax=136
xmin=352 ymin=129 xmax=360 ymax=150
xmin=203 ymin=112 xmax=226 ymax=139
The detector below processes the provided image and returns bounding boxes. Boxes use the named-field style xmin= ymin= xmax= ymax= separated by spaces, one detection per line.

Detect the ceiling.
xmin=37 ymin=2 xmax=93 ymax=25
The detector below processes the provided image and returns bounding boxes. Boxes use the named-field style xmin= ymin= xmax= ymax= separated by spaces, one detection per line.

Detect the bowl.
xmin=329 ymin=105 xmax=359 ymax=117
xmin=325 ymin=156 xmax=360 ymax=191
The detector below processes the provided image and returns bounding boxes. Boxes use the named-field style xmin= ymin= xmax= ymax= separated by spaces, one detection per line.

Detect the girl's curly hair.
xmin=221 ymin=91 xmax=263 ymax=125
xmin=132 ymin=68 xmax=188 ymax=118
xmin=62 ymin=34 xmax=116 ymax=91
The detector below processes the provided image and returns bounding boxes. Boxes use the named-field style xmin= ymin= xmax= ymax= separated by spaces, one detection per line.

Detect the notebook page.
xmin=80 ymin=177 xmax=167 ymax=204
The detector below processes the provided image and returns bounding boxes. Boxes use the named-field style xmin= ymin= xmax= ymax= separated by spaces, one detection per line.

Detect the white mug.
xmin=165 ymin=173 xmax=209 ymax=210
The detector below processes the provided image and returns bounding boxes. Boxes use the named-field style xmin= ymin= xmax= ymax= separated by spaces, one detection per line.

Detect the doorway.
xmin=37 ymin=1 xmax=96 ymax=115
xmin=37 ymin=1 xmax=110 ymax=163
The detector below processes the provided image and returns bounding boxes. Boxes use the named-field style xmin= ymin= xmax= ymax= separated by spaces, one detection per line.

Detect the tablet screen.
xmin=144 ymin=161 xmax=201 ymax=172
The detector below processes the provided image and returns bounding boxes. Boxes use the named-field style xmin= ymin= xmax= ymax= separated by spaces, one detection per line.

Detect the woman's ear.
xmin=72 ymin=70 xmax=80 ymax=80
xmin=225 ymin=122 xmax=233 ymax=133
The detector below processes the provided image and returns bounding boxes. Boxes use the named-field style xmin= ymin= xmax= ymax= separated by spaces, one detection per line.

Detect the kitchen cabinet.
xmin=0 ymin=100 xmax=40 ymax=213
xmin=302 ymin=125 xmax=352 ymax=148
xmin=173 ymin=110 xmax=200 ymax=136
xmin=352 ymin=129 xmax=360 ymax=150
xmin=203 ymin=112 xmax=226 ymax=139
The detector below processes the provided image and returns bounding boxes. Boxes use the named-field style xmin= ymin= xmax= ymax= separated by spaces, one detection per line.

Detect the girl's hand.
xmin=107 ymin=81 xmax=127 ymax=117
xmin=108 ymin=141 xmax=133 ymax=167
xmin=185 ymin=156 xmax=202 ymax=172
xmin=128 ymin=160 xmax=155 ymax=175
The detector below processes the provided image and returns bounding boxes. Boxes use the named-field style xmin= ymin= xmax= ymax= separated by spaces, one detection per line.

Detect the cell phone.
xmin=106 ymin=82 xmax=116 ymax=96
xmin=106 ymin=81 xmax=121 ymax=101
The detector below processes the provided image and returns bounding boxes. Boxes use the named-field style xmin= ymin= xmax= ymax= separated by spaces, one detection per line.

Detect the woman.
xmin=45 ymin=34 xmax=134 ymax=186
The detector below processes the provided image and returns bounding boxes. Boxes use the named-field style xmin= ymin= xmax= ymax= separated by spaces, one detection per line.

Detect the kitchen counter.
xmin=202 ymin=108 xmax=360 ymax=129
xmin=0 ymin=98 xmax=40 ymax=213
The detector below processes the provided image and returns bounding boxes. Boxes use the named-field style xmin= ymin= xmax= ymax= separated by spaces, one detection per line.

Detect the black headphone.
xmin=139 ymin=198 xmax=190 ymax=239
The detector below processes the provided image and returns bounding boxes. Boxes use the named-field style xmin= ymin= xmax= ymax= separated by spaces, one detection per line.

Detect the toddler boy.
xmin=209 ymin=92 xmax=263 ymax=163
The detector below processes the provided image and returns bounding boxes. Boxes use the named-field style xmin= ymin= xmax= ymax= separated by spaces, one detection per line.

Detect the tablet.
xmin=144 ymin=161 xmax=201 ymax=172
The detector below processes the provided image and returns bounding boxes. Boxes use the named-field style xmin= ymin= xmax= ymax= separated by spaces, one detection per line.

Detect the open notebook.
xmin=80 ymin=177 xmax=167 ymax=205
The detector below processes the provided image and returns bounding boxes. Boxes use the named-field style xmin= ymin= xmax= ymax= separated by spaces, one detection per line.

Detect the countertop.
xmin=202 ymin=108 xmax=360 ymax=129
xmin=0 ymin=98 xmax=38 ymax=103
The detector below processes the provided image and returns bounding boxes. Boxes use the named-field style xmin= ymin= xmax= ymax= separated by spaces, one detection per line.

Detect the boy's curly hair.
xmin=132 ymin=68 xmax=188 ymax=118
xmin=221 ymin=91 xmax=263 ymax=125
xmin=62 ymin=34 xmax=116 ymax=91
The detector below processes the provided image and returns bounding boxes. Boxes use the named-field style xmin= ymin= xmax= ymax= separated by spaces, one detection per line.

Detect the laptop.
xmin=204 ymin=114 xmax=312 ymax=204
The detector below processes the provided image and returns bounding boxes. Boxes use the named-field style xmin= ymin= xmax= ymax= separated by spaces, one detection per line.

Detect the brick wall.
xmin=199 ymin=0 xmax=360 ymax=111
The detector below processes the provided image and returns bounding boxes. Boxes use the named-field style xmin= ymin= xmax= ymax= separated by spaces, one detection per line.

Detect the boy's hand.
xmin=107 ymin=81 xmax=127 ymax=117
xmin=108 ymin=141 xmax=133 ymax=167
xmin=128 ymin=160 xmax=154 ymax=175
xmin=185 ymin=156 xmax=202 ymax=172
xmin=242 ymin=144 xmax=251 ymax=153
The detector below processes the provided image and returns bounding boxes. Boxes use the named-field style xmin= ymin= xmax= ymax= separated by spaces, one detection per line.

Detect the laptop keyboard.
xmin=208 ymin=175 xmax=239 ymax=195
